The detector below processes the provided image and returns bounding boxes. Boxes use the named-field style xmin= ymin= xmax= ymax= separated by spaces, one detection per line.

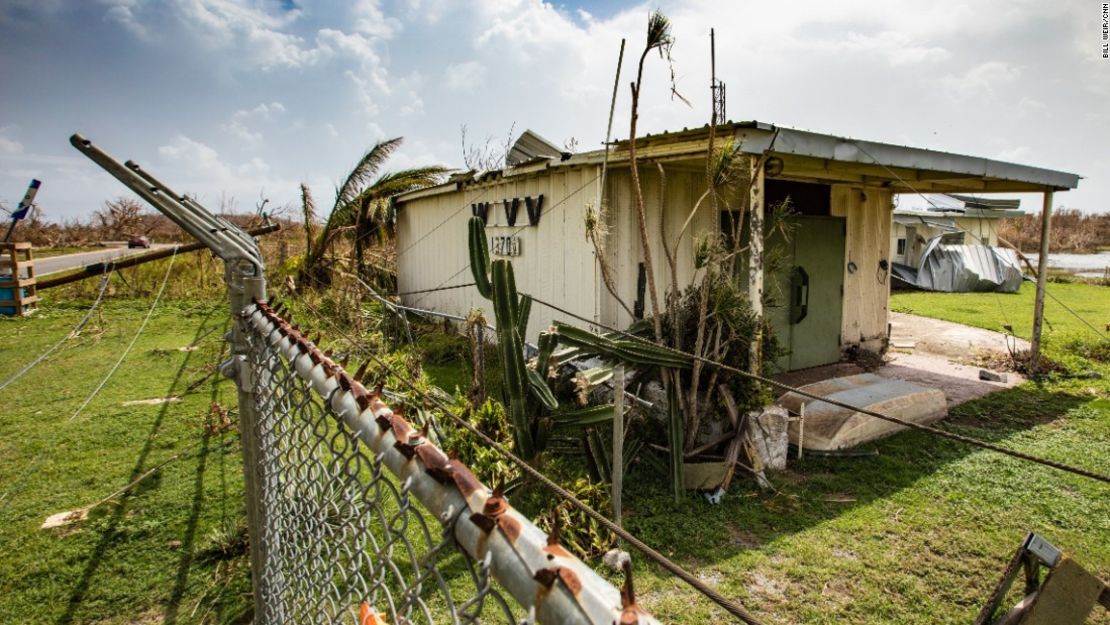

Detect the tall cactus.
xmin=469 ymin=216 xmax=545 ymax=458
xmin=468 ymin=217 xmax=620 ymax=464
xmin=469 ymin=217 xmax=493 ymax=298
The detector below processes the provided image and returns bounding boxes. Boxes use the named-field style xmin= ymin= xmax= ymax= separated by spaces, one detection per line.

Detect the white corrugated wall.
xmin=396 ymin=167 xmax=600 ymax=340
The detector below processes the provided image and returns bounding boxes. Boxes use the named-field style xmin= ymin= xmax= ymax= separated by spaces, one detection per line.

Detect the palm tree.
xmin=300 ymin=137 xmax=450 ymax=288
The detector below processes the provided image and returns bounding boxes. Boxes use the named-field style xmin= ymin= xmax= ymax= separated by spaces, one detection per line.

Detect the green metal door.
xmin=763 ymin=216 xmax=845 ymax=371
xmin=730 ymin=212 xmax=845 ymax=372
xmin=785 ymin=217 xmax=845 ymax=370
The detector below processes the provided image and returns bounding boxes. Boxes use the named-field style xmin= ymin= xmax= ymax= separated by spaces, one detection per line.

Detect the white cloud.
xmin=153 ymin=0 xmax=398 ymax=79
xmin=101 ymin=0 xmax=147 ymax=38
xmin=316 ymin=28 xmax=383 ymax=67
xmin=840 ymin=31 xmax=950 ymax=65
xmin=158 ymin=134 xmax=222 ymax=169
xmin=0 ymin=125 xmax=23 ymax=155
xmin=942 ymin=61 xmax=1022 ymax=100
xmin=170 ymin=0 xmax=324 ymax=70
xmin=351 ymin=0 xmax=400 ymax=38
xmin=1012 ymin=97 xmax=1047 ymax=119
xmin=444 ymin=61 xmax=486 ymax=92
xmin=345 ymin=70 xmax=380 ymax=116
xmin=237 ymin=156 xmax=269 ymax=177
xmin=155 ymin=134 xmax=296 ymax=210
xmin=249 ymin=101 xmax=285 ymax=119
xmin=219 ymin=101 xmax=286 ymax=145
xmin=995 ymin=146 xmax=1032 ymax=162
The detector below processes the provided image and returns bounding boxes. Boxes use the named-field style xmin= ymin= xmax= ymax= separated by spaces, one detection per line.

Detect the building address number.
xmin=490 ymin=235 xmax=522 ymax=257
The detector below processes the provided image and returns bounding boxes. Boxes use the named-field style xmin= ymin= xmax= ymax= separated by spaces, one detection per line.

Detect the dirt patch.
xmin=726 ymin=524 xmax=761 ymax=548
xmin=122 ymin=396 xmax=182 ymax=406
xmin=746 ymin=570 xmax=789 ymax=602
xmin=881 ymin=352 xmax=1023 ymax=407
xmin=697 ymin=569 xmax=724 ymax=587
xmin=889 ymin=312 xmax=1029 ymax=359
xmin=821 ymin=577 xmax=853 ymax=605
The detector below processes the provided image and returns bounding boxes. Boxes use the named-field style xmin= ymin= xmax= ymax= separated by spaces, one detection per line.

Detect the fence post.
xmin=223 ymin=259 xmax=269 ymax=623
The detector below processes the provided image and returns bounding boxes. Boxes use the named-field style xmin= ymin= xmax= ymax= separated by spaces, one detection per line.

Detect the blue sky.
xmin=1 ymin=0 xmax=1107 ymax=220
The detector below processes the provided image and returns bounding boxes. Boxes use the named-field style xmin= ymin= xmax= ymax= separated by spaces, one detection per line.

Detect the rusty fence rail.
xmin=242 ymin=300 xmax=655 ymax=625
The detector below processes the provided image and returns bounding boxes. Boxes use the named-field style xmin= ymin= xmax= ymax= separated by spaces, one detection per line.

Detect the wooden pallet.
xmin=0 ymin=242 xmax=39 ymax=316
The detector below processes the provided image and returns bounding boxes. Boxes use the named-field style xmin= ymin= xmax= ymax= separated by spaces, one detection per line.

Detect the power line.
xmin=0 ymin=270 xmax=112 ymax=393
xmin=285 ymin=298 xmax=769 ymax=625
xmin=397 ymin=282 xmax=476 ymax=297
xmin=524 ymin=295 xmax=1110 ymax=485
xmin=0 ymin=250 xmax=180 ymax=513
xmin=70 ymin=247 xmax=179 ymax=422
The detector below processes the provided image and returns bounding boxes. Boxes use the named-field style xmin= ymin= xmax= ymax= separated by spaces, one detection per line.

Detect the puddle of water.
xmin=1024 ymin=251 xmax=1110 ymax=272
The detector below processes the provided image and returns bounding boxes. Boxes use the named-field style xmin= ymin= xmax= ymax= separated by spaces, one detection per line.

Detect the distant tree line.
xmin=1 ymin=196 xmax=295 ymax=247
xmin=1000 ymin=208 xmax=1110 ymax=254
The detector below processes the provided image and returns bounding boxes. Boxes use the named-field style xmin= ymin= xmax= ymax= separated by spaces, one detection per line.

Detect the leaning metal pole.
xmin=70 ymin=134 xmax=271 ymax=621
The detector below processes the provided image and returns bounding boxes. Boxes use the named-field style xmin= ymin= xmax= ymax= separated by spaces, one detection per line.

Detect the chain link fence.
xmin=68 ymin=133 xmax=658 ymax=625
xmin=239 ymin=300 xmax=656 ymax=625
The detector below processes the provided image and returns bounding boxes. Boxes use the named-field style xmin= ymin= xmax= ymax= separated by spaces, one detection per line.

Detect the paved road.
xmin=35 ymin=244 xmax=175 ymax=276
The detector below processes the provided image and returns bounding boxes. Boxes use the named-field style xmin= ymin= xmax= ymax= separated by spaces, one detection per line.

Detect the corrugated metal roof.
xmin=506 ymin=129 xmax=563 ymax=166
xmin=748 ymin=126 xmax=1080 ymax=190
xmin=948 ymin=193 xmax=1021 ymax=210
xmin=895 ymin=194 xmax=1025 ymax=218
xmin=893 ymin=214 xmax=960 ymax=231
xmin=396 ymin=121 xmax=1080 ymax=203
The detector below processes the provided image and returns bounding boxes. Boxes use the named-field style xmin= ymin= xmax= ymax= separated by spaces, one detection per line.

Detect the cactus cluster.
xmin=469 ymin=217 xmax=666 ymax=469
xmin=469 ymin=216 xmax=555 ymax=459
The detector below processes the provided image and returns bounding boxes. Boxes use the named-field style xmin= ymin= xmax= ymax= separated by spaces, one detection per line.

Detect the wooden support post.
xmin=1030 ymin=190 xmax=1053 ymax=376
xmin=748 ymin=155 xmax=765 ymax=377
xmin=611 ymin=364 xmax=625 ymax=532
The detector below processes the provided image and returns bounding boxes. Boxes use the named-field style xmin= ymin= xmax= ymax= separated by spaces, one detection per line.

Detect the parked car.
xmin=127 ymin=235 xmax=151 ymax=249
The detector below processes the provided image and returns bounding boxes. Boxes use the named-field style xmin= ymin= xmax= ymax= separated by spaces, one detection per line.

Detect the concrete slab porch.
xmin=771 ymin=313 xmax=1026 ymax=449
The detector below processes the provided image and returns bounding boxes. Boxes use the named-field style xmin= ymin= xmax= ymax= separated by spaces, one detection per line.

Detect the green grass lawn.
xmin=1 ymin=294 xmax=1107 ymax=625
xmin=890 ymin=281 xmax=1108 ymax=345
xmin=0 ymin=299 xmax=251 ymax=625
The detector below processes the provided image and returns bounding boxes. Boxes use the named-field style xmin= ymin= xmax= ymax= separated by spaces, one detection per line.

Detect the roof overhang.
xmin=395 ymin=121 xmax=1080 ymax=203
xmin=734 ymin=125 xmax=1079 ymax=193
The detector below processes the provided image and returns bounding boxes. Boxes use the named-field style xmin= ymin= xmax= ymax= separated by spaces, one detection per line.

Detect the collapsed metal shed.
xmin=892 ymin=238 xmax=1025 ymax=293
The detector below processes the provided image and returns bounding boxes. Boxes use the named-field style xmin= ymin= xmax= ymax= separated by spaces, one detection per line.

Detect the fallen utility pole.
xmin=36 ymin=223 xmax=280 ymax=290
